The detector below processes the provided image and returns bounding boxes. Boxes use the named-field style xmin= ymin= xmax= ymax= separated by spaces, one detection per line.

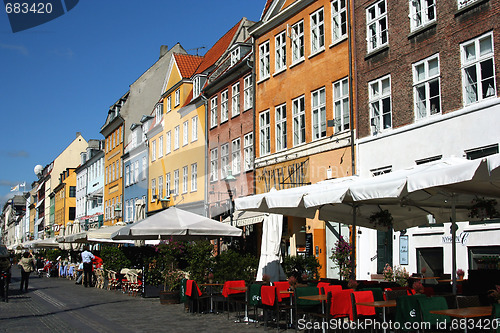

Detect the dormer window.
xmin=193 ymin=75 xmax=207 ymax=98
xmin=231 ymin=47 xmax=241 ymax=66
xmin=154 ymin=103 xmax=163 ymax=125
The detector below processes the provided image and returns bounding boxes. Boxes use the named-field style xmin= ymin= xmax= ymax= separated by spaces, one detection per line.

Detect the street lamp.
xmin=224 ymin=168 xmax=237 ymax=227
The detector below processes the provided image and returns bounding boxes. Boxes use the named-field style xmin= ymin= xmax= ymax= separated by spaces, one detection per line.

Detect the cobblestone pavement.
xmin=0 ymin=267 xmax=275 ymax=333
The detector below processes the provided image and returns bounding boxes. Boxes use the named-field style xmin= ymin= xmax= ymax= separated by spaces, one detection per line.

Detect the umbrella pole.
xmin=451 ymin=194 xmax=457 ymax=295
xmin=351 ymin=205 xmax=357 ymax=280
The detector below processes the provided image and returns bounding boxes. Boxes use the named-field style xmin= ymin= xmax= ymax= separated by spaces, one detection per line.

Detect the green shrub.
xmin=100 ymin=246 xmax=131 ymax=273
xmin=212 ymin=249 xmax=258 ymax=283
xmin=185 ymin=240 xmax=214 ymax=283
xmin=282 ymin=255 xmax=321 ymax=282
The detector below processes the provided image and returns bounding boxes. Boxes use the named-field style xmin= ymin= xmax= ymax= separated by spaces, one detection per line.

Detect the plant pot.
xmin=159 ymin=290 xmax=180 ymax=304
xmin=143 ymin=285 xmax=161 ymax=298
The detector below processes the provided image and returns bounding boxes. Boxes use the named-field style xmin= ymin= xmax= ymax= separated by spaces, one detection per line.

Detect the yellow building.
xmin=147 ymin=53 xmax=206 ymax=215
xmin=101 ymin=93 xmax=128 ymax=226
xmin=52 ymin=168 xmax=76 ymax=236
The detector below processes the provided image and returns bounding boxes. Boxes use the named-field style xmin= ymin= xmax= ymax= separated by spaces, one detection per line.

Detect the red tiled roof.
xmin=262 ymin=0 xmax=273 ymax=17
xmin=174 ymin=53 xmax=204 ymax=79
xmin=195 ymin=19 xmax=243 ymax=75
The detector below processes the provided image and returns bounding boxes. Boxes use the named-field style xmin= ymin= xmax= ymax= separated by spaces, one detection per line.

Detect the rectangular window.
xmin=458 ymin=0 xmax=479 ymax=9
xmin=231 ymin=47 xmax=241 ymax=66
xmin=183 ymin=120 xmax=189 ymax=146
xmin=232 ymin=138 xmax=241 ymax=175
xmin=174 ymin=126 xmax=180 ymax=150
xmin=137 ymin=159 xmax=141 ymax=181
xmin=244 ymin=75 xmax=253 ymax=110
xmin=166 ymin=131 xmax=171 ymax=154
xmin=192 ymin=116 xmax=198 ymax=142
xmin=221 ymin=90 xmax=229 ymax=123
xmin=275 ymin=31 xmax=287 ymax=72
xmin=158 ymin=135 xmax=164 ymax=158
xmin=409 ymin=0 xmax=436 ymax=31
xmin=244 ymin=132 xmax=254 ymax=171
xmin=210 ymin=148 xmax=218 ymax=182
xmin=232 ymin=83 xmax=240 ymax=117
xmin=312 ymin=87 xmax=327 ymax=140
xmin=291 ymin=21 xmax=305 ymax=64
xmin=69 ymin=186 xmax=76 ymax=198
xmin=173 ymin=170 xmax=179 ymax=196
xmin=461 ymin=32 xmax=496 ymax=105
xmin=158 ymin=175 xmax=163 ymax=199
xmin=259 ymin=41 xmax=270 ymax=80
xmin=293 ymin=96 xmax=306 ymax=146
xmin=221 ymin=143 xmax=229 ymax=179
xmin=259 ymin=110 xmax=271 ymax=156
xmin=125 ymin=165 xmax=130 ymax=186
xmin=310 ymin=8 xmax=325 ymax=54
xmin=369 ymin=75 xmax=392 ymax=135
xmin=175 ymin=89 xmax=180 ymax=106
xmin=275 ymin=104 xmax=287 ymax=151
xmin=182 ymin=166 xmax=188 ymax=194
xmin=366 ymin=0 xmax=388 ymax=53
xmin=413 ymin=54 xmax=441 ymax=119
xmin=166 ymin=173 xmax=171 ymax=197
xmin=332 ymin=0 xmax=347 ymax=43
xmin=333 ymin=78 xmax=350 ymax=133
xmin=210 ymin=96 xmax=218 ymax=128
xmin=151 ymin=140 xmax=156 ymax=161
xmin=191 ymin=163 xmax=197 ymax=192
xmin=155 ymin=104 xmax=163 ymax=125
xmin=166 ymin=95 xmax=171 ymax=112
xmin=151 ymin=179 xmax=156 ymax=202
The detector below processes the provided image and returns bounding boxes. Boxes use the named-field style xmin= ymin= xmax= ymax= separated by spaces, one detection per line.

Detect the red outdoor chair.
xmin=351 ymin=290 xmax=376 ymax=321
xmin=222 ymin=280 xmax=246 ymax=320
xmin=330 ymin=288 xmax=354 ymax=320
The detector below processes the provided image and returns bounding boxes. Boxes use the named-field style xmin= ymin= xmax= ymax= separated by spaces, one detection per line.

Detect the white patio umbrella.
xmin=111 ymin=207 xmax=242 ymax=240
xmin=33 ymin=237 xmax=61 ymax=249
xmin=256 ymin=213 xmax=287 ymax=282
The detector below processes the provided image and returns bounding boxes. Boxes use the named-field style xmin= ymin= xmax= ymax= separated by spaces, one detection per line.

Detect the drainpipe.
xmin=251 ymin=37 xmax=257 ymax=196
xmin=201 ymin=94 xmax=209 ymax=218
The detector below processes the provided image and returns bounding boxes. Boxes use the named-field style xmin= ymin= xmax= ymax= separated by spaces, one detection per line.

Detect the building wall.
xmin=104 ymin=124 xmax=124 ymax=225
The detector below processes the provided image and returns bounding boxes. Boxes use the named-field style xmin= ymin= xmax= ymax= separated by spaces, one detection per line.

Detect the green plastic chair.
xmin=492 ymin=303 xmax=500 ymax=333
xmin=395 ymin=294 xmax=427 ymax=330
xmin=248 ymin=283 xmax=262 ymax=326
xmin=180 ymin=278 xmax=188 ymax=303
xmin=361 ymin=287 xmax=384 ymax=301
xmin=417 ymin=296 xmax=450 ymax=327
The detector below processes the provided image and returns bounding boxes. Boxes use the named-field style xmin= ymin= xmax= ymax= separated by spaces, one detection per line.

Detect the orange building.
xmin=53 ymin=168 xmax=76 ymax=236
xmin=250 ymin=0 xmax=355 ymax=278
xmin=101 ymin=93 xmax=129 ymax=226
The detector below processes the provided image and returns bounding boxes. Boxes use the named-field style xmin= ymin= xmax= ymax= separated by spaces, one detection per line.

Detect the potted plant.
xmin=411 ymin=281 xmax=424 ymax=294
xmin=159 ymin=269 xmax=186 ymax=305
xmin=329 ymin=236 xmax=352 ymax=281
xmin=456 ymin=269 xmax=465 ymax=280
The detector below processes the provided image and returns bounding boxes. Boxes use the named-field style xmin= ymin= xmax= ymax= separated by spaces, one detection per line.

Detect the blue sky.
xmin=0 ymin=0 xmax=266 ymax=209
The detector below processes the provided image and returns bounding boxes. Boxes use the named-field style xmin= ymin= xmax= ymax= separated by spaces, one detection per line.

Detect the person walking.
xmin=18 ymin=252 xmax=36 ymax=292
xmin=81 ymin=246 xmax=95 ymax=288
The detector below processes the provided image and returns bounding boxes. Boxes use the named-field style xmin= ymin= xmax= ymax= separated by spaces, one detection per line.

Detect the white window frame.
xmin=369 ymin=75 xmax=392 ymax=135
xmin=191 ymin=163 xmax=197 ymax=192
xmin=158 ymin=135 xmax=164 ymax=158
xmin=231 ymin=47 xmax=241 ymax=66
xmin=275 ymin=104 xmax=287 ymax=152
xmin=366 ymin=0 xmax=388 ymax=53
xmin=293 ymin=96 xmax=306 ymax=146
xmin=232 ymin=138 xmax=241 ymax=175
xmin=175 ymin=89 xmax=180 ymax=106
xmin=183 ymin=120 xmax=189 ymax=146
xmin=165 ymin=173 xmax=171 ymax=197
xmin=221 ymin=90 xmax=229 ymax=123
xmin=174 ymin=169 xmax=179 ymax=196
xmin=232 ymin=82 xmax=240 ymax=117
xmin=311 ymin=87 xmax=327 ymax=140
xmin=332 ymin=0 xmax=348 ymax=43
xmin=151 ymin=179 xmax=156 ymax=202
xmin=182 ymin=166 xmax=188 ymax=194
xmin=259 ymin=110 xmax=271 ymax=156
xmin=210 ymin=148 xmax=218 ymax=182
xmin=310 ymin=8 xmax=325 ymax=55
xmin=158 ymin=175 xmax=163 ymax=199
xmin=192 ymin=115 xmax=198 ymax=142
xmin=409 ymin=0 xmax=436 ymax=31
xmin=166 ymin=131 xmax=171 ymax=154
xmin=151 ymin=140 xmax=157 ymax=161
xmin=125 ymin=165 xmax=130 ymax=187
xmin=259 ymin=41 xmax=270 ymax=80
xmin=244 ymin=132 xmax=254 ymax=171
xmin=137 ymin=159 xmax=141 ymax=181
xmin=275 ymin=31 xmax=287 ymax=73
xmin=166 ymin=95 xmax=172 ymax=112
xmin=244 ymin=75 xmax=253 ymax=111
xmin=458 ymin=0 xmax=479 ymax=9
xmin=413 ymin=54 xmax=441 ymax=120
xmin=461 ymin=32 xmax=496 ymax=106
xmin=154 ymin=103 xmax=163 ymax=125
xmin=291 ymin=20 xmax=305 ymax=64
xmin=174 ymin=126 xmax=180 ymax=150
xmin=210 ymin=96 xmax=218 ymax=128
xmin=333 ymin=77 xmax=350 ymax=133
xmin=221 ymin=143 xmax=229 ymax=179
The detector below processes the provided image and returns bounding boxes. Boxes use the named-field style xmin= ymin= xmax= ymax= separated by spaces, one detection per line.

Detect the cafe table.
xmin=355 ymin=300 xmax=397 ymax=333
xmin=200 ymin=283 xmax=223 ymax=313
xmin=429 ymin=306 xmax=493 ymax=333
xmin=299 ymin=294 xmax=328 ymax=333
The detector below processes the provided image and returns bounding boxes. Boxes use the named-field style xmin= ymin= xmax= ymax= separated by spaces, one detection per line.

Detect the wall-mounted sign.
xmin=442 ymin=231 xmax=470 ymax=246
xmin=399 ymin=235 xmax=409 ymax=265
xmin=256 ymin=157 xmax=309 ymax=193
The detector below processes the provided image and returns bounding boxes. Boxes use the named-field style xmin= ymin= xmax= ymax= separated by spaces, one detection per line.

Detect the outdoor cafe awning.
xmin=222 ymin=210 xmax=269 ymax=227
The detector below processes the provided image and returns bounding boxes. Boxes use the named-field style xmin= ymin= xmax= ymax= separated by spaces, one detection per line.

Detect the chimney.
xmin=160 ymin=45 xmax=169 ymax=59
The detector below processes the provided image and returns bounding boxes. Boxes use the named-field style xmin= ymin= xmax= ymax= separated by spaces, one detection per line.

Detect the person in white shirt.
xmin=80 ymin=246 xmax=95 ymax=288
